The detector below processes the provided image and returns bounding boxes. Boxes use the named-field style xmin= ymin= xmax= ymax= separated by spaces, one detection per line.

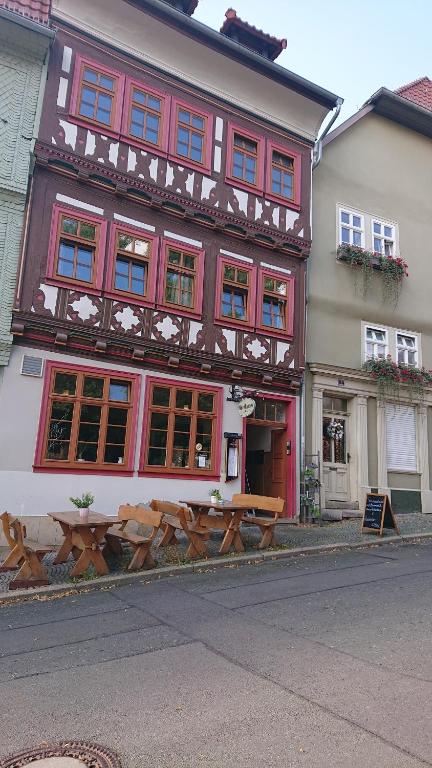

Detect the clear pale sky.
xmin=194 ymin=0 xmax=430 ymax=127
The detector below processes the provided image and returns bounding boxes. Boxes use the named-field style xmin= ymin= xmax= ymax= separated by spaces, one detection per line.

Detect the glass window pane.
xmin=147 ymin=447 xmax=167 ymax=466
xmin=80 ymin=404 xmax=101 ymax=423
xmin=76 ymin=263 xmax=92 ymax=282
xmin=353 ymin=230 xmax=362 ymax=246
xmin=340 ymin=211 xmax=350 ymax=224
xmin=152 ymin=387 xmax=170 ymax=407
xmin=237 ymin=270 xmax=248 ymax=285
xmin=373 ymin=222 xmax=382 ymax=234
xmin=83 ymin=376 xmax=104 ymax=398
xmin=83 ymin=68 xmax=98 ymax=84
xmin=384 ymin=225 xmax=393 ymax=238
xmin=341 ymin=227 xmax=350 ymax=244
xmin=109 ymin=380 xmax=130 ymax=402
xmin=174 ymin=414 xmax=191 ymax=432
xmin=108 ymin=407 xmax=128 ymax=426
xmin=198 ymin=393 xmax=214 ymax=412
xmin=76 ymin=443 xmax=98 ymax=462
xmin=62 ymin=218 xmax=78 ymax=235
xmin=133 ymin=89 xmax=146 ymax=105
xmin=78 ymin=422 xmax=100 ymax=443
xmin=79 ymin=222 xmax=96 ymax=240
xmin=46 ymin=440 xmax=70 ymax=460
xmin=53 ymin=372 xmax=77 ymax=395
xmin=168 ymin=250 xmax=181 ymax=265
xmin=176 ymin=390 xmax=193 ymax=409
xmin=178 ymin=110 xmax=190 ymax=124
xmin=99 ymin=75 xmax=114 ymax=91
xmin=106 ymin=425 xmax=126 ymax=444
xmin=96 ymin=108 xmax=111 ymax=125
xmin=148 ymin=96 xmax=161 ymax=111
xmin=374 ymin=237 xmax=382 ymax=252
xmin=352 ymin=215 xmax=361 ymax=228
xmin=50 ymin=401 xmax=74 ymax=422
xmin=151 ymin=412 xmax=169 ymax=429
xmin=104 ymin=445 xmax=125 ymax=464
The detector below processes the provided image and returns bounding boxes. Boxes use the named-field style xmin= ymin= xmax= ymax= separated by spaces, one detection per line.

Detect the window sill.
xmin=139 ymin=470 xmax=220 ymax=480
xmin=225 ymin=174 xmax=264 ymax=197
xmin=105 ymin=289 xmax=156 ymax=309
xmin=156 ymin=303 xmax=202 ymax=320
xmin=168 ymin=152 xmax=211 ymax=175
xmin=264 ymin=191 xmax=301 ymax=211
xmin=33 ymin=465 xmax=134 ymax=476
xmin=44 ymin=276 xmax=101 ymax=296
xmin=68 ymin=113 xmax=121 ymax=141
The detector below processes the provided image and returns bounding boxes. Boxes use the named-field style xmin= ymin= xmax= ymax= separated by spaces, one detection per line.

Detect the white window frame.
xmin=396 ymin=331 xmax=419 ymax=367
xmin=362 ymin=322 xmax=421 ymax=367
xmin=338 ymin=206 xmax=365 ymax=248
xmin=385 ymin=403 xmax=418 ymax=473
xmin=372 ymin=219 xmax=396 ymax=256
xmin=364 ymin=325 xmax=388 ymax=361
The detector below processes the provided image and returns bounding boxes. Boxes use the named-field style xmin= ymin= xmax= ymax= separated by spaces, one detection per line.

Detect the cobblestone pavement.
xmin=1 ymin=512 xmax=432 ymax=593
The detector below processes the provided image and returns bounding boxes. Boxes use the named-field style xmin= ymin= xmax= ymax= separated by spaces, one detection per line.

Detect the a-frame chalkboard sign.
xmin=361 ymin=493 xmax=400 ymax=535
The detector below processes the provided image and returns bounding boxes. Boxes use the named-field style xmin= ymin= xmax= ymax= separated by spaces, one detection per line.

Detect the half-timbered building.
xmin=0 ymin=0 xmax=340 ymax=529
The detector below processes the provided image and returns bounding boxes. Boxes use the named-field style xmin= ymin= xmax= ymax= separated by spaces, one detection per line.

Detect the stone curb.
xmin=1 ymin=530 xmax=432 ymax=606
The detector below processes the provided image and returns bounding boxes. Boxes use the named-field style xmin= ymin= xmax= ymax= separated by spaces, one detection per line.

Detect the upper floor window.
xmin=373 ymin=220 xmax=395 ymax=256
xmin=271 ymin=151 xmax=294 ymax=200
xmin=261 ymin=275 xmax=289 ymax=330
xmin=114 ymin=230 xmax=152 ymax=298
xmin=221 ymin=263 xmax=251 ymax=323
xmin=365 ymin=326 xmax=388 ymax=359
xmin=226 ymin=124 xmax=264 ymax=193
xmin=72 ymin=56 xmax=124 ymax=133
xmin=170 ymin=100 xmax=212 ymax=171
xmin=127 ymin=84 xmax=164 ymax=147
xmin=35 ymin=364 xmax=138 ymax=472
xmin=397 ymin=333 xmax=418 ymax=366
xmin=47 ymin=205 xmax=107 ymax=293
xmin=157 ymin=239 xmax=205 ymax=318
xmin=339 ymin=209 xmax=364 ymax=247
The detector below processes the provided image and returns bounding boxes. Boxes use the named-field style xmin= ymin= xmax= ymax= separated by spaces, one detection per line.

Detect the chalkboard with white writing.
xmin=362 ymin=493 xmax=400 ymax=535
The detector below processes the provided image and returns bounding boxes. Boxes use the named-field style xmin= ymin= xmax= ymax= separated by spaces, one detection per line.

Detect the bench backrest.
xmin=232 ymin=493 xmax=285 ymax=517
xmin=1 ymin=511 xmax=25 ymax=550
xmin=118 ymin=504 xmax=162 ymax=529
xmin=150 ymin=499 xmax=192 ymax=522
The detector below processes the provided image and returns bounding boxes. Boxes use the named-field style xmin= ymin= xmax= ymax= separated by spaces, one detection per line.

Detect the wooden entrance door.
xmin=323 ymin=414 xmax=350 ymax=502
xmin=270 ymin=428 xmax=287 ymax=501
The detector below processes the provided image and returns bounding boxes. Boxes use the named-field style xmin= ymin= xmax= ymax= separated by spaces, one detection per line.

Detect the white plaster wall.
xmin=0 ymin=345 xmax=244 ymax=516
xmin=52 ymin=0 xmax=328 ymax=142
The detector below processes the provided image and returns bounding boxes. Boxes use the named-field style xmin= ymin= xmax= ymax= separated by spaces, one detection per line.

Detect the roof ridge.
xmin=395 ymin=76 xmax=431 ymax=94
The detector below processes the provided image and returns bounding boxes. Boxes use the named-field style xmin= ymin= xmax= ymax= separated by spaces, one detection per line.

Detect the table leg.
xmin=70 ymin=525 xmax=110 ymax=577
xmin=53 ymin=521 xmax=74 ymax=564
xmin=219 ymin=510 xmax=245 ymax=555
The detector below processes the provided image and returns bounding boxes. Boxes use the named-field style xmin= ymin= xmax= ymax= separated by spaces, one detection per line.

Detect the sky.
xmin=194 ymin=0 xmax=431 ymax=127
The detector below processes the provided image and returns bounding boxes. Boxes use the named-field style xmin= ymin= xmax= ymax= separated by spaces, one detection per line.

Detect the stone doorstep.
xmin=1 ymin=530 xmax=432 ymax=606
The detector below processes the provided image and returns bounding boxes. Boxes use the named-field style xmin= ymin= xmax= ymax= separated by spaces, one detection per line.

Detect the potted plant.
xmin=70 ymin=491 xmax=95 ymax=520
xmin=209 ymin=489 xmax=223 ymax=505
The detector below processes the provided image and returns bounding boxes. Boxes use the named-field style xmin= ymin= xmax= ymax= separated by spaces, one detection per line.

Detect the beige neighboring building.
xmin=306 ymin=78 xmax=432 ymax=516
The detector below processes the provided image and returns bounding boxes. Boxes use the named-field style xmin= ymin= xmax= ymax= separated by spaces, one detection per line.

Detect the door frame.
xmin=241 ymin=393 xmax=297 ymax=518
xmin=322 ymin=411 xmax=350 ymax=503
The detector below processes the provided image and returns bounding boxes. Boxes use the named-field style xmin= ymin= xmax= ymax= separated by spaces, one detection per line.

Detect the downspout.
xmin=300 ymin=97 xmax=343 ymax=515
xmin=312 ymin=96 xmax=343 ymax=169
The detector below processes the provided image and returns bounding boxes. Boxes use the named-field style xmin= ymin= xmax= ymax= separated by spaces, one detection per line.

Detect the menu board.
xmin=361 ymin=493 xmax=399 ymax=535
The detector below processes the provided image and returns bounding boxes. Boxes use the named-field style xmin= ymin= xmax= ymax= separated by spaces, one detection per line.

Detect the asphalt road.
xmin=1 ymin=541 xmax=432 ymax=767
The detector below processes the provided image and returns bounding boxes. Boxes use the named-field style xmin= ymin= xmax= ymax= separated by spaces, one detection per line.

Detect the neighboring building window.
xmin=386 ymin=404 xmax=417 ymax=471
xmin=47 ymin=206 xmax=106 ymax=292
xmin=142 ymin=380 xmax=221 ymax=476
xmin=365 ymin=326 xmax=388 ymax=360
xmin=72 ymin=57 xmax=124 ymax=132
xmin=36 ymin=365 xmax=138 ymax=472
xmin=127 ymin=84 xmax=164 ymax=147
xmin=373 ymin=220 xmax=395 ymax=256
xmin=397 ymin=333 xmax=418 ymax=366
xmin=113 ymin=230 xmax=153 ymax=298
xmin=157 ymin=239 xmax=205 ymax=317
xmin=339 ymin=209 xmax=364 ymax=247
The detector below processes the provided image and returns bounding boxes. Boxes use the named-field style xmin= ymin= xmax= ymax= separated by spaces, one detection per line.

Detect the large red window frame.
xmin=70 ymin=55 xmax=125 ymax=136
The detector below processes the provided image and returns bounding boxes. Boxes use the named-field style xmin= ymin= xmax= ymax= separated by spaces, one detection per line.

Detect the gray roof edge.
xmin=0 ymin=6 xmax=54 ymax=38
xmin=129 ymin=0 xmax=342 ymax=110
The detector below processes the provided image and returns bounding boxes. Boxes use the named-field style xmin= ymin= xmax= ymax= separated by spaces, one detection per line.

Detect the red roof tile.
xmin=0 ymin=0 xmax=50 ymax=25
xmin=395 ymin=76 xmax=432 ymax=112
xmin=220 ymin=8 xmax=287 ymax=61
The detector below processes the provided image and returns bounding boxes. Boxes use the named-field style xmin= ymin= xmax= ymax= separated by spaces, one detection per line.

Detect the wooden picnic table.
xmin=180 ymin=500 xmax=253 ymax=556
xmin=48 ymin=511 xmax=116 ymax=577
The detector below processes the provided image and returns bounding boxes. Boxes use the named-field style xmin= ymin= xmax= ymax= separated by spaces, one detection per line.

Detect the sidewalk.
xmin=1 ymin=513 xmax=432 ymax=596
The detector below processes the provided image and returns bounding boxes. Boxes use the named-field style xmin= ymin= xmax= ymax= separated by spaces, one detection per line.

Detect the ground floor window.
xmin=142 ymin=378 xmax=221 ymax=476
xmin=386 ymin=403 xmax=417 ymax=471
xmin=35 ymin=363 xmax=138 ymax=472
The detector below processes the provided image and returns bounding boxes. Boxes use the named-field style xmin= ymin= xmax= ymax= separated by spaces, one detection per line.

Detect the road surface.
xmin=1 ymin=541 xmax=432 ymax=767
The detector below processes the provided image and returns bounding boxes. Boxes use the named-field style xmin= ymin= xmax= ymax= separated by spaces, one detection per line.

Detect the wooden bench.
xmin=103 ymin=504 xmax=162 ymax=571
xmin=150 ymin=499 xmax=208 ymax=558
xmin=0 ymin=512 xmax=52 ymax=589
xmin=232 ymin=494 xmax=285 ymax=549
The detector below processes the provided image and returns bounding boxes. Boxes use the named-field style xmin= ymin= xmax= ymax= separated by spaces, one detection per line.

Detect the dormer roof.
xmin=220 ymin=8 xmax=287 ymax=61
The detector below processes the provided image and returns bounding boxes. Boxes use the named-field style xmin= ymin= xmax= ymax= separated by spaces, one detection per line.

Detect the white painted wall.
xmin=0 ymin=345 xmax=244 ymax=516
xmin=52 ymin=0 xmax=329 ymax=142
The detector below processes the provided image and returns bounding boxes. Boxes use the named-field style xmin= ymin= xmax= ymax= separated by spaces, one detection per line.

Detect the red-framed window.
xmin=226 ymin=123 xmax=265 ymax=193
xmin=121 ymin=78 xmax=169 ymax=155
xmin=215 ymin=256 xmax=257 ymax=331
xmin=169 ymin=98 xmax=213 ymax=172
xmin=215 ymin=256 xmax=294 ymax=338
xmin=34 ymin=362 xmax=140 ymax=474
xmin=157 ymin=238 xmax=205 ymax=318
xmin=105 ymin=223 xmax=158 ymax=307
xmin=46 ymin=204 xmax=107 ymax=293
xmin=265 ymin=141 xmax=301 ymax=209
xmin=70 ymin=55 xmax=125 ymax=134
xmin=257 ymin=268 xmax=295 ymax=338
xmin=140 ymin=377 xmax=222 ymax=478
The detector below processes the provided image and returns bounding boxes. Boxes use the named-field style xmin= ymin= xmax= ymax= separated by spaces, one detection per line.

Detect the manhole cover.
xmin=0 ymin=742 xmax=121 ymax=768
